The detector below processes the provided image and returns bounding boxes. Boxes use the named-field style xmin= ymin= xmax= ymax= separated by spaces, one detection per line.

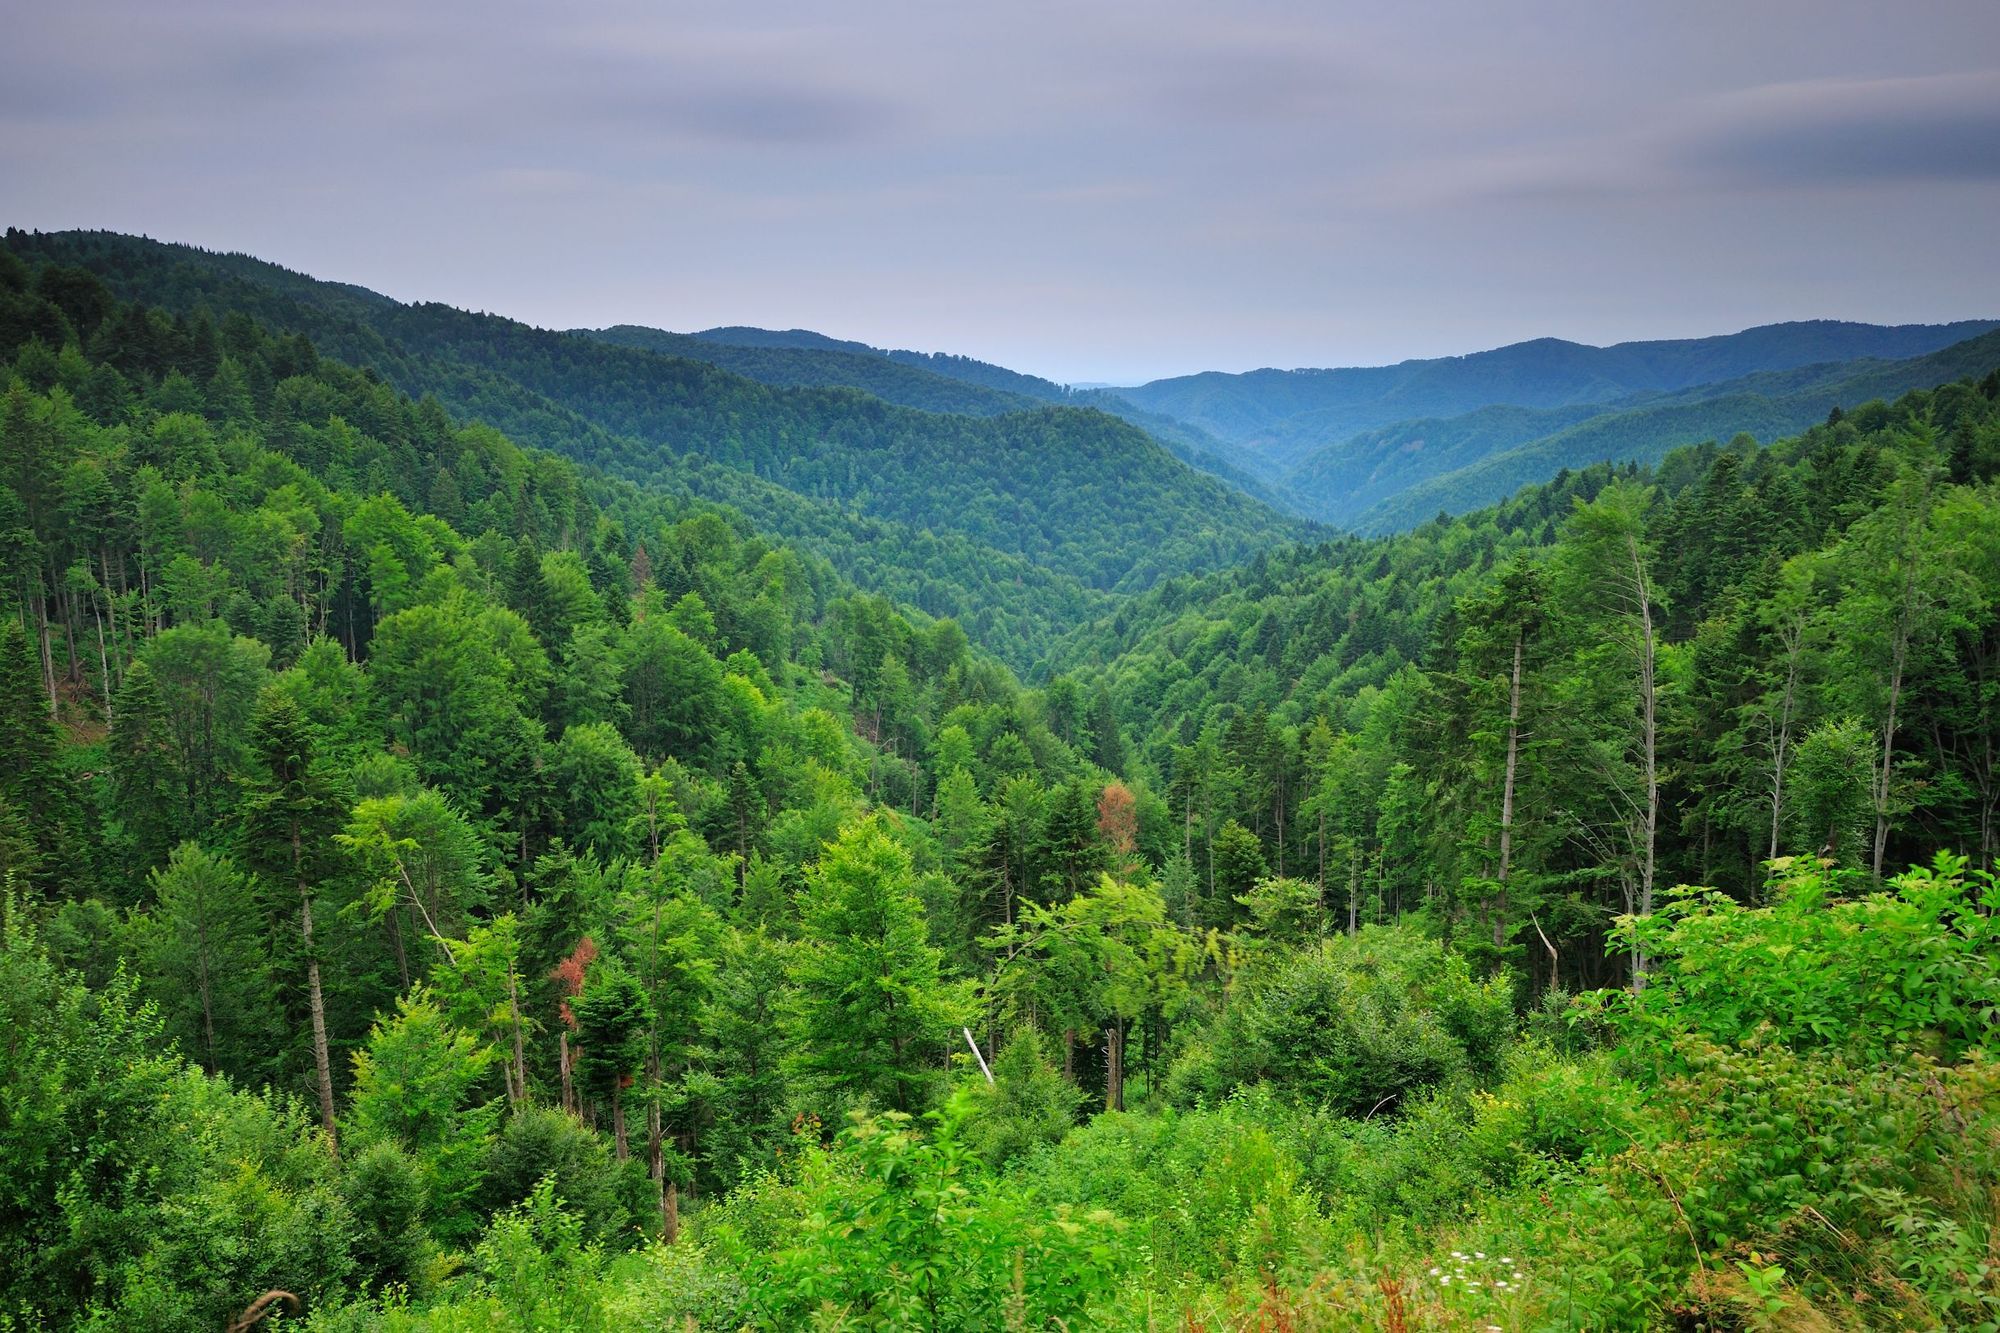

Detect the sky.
xmin=3 ymin=1 xmax=1998 ymax=384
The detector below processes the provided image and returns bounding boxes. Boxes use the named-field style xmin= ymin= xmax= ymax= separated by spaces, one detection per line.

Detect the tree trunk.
xmin=647 ymin=1067 xmax=669 ymax=1237
xmin=1872 ymin=614 xmax=1911 ymax=882
xmin=1347 ymin=846 xmax=1360 ymax=937
xmin=1317 ymin=809 xmax=1326 ymax=893
xmin=1495 ymin=627 xmax=1523 ymax=954
xmin=559 ymin=1032 xmax=574 ymax=1113
xmin=506 ymin=958 xmax=528 ymax=1105
xmin=387 ymin=908 xmax=410 ymax=990
xmin=91 ymin=597 xmax=112 ymax=721
xmin=612 ymin=1079 xmax=629 ymax=1161
xmin=1104 ymin=1020 xmax=1124 ymax=1113
xmin=33 ymin=586 xmax=57 ymax=717
xmin=1767 ymin=612 xmax=1805 ymax=866
xmin=1631 ymin=536 xmax=1659 ymax=992
xmin=302 ymin=894 xmax=339 ymax=1150
xmin=99 ymin=549 xmax=122 ymax=683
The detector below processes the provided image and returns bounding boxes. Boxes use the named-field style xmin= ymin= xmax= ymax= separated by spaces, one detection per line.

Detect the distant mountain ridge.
xmin=1348 ymin=327 xmax=2000 ymax=533
xmin=585 ymin=322 xmax=1280 ymax=498
xmin=6 ymin=229 xmax=1308 ymax=664
xmin=1112 ymin=320 xmax=2000 ymax=458
xmin=690 ymin=325 xmax=1076 ymax=402
xmin=583 ymin=323 xmax=1045 ymax=417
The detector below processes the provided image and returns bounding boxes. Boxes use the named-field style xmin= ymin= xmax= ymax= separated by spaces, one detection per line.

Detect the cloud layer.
xmin=3 ymin=0 xmax=1996 ymax=381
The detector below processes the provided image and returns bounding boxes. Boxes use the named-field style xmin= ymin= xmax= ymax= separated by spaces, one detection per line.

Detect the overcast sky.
xmin=3 ymin=1 xmax=1998 ymax=383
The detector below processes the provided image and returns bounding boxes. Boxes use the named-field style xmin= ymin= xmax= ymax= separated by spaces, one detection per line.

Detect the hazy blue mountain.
xmin=1115 ymin=320 xmax=2000 ymax=458
xmin=1350 ymin=327 xmax=2000 ymax=533
xmin=1280 ymin=401 xmax=1613 ymax=524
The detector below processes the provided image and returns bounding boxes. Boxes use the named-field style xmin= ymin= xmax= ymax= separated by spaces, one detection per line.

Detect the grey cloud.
xmin=2 ymin=1 xmax=1998 ymax=382
xmin=1679 ymin=73 xmax=2000 ymax=185
xmin=579 ymin=75 xmax=904 ymax=149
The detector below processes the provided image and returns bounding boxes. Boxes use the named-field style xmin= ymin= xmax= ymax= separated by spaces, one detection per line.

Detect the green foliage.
xmin=716 ymin=1101 xmax=1125 ymax=1332
xmin=3 ymin=233 xmax=2000 ymax=1333
xmin=1619 ymin=852 xmax=2000 ymax=1064
xmin=134 ymin=841 xmax=280 ymax=1078
xmin=1171 ymin=925 xmax=1514 ymax=1116
xmin=962 ymin=1028 xmax=1087 ymax=1167
xmin=348 ymin=992 xmax=500 ymax=1248
xmin=0 ymin=911 xmax=353 ymax=1331
xmin=479 ymin=1106 xmax=637 ymax=1248
xmin=787 ymin=818 xmax=972 ymax=1114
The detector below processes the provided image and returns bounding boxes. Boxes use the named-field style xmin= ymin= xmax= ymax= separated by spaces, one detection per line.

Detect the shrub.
xmin=1170 ymin=925 xmax=1513 ymax=1116
xmin=1618 ymin=852 xmax=2000 ymax=1066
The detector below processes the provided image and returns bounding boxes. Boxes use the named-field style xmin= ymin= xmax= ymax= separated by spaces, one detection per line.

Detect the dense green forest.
xmin=1 ymin=231 xmax=1305 ymax=666
xmin=583 ymin=325 xmax=1051 ymax=418
xmin=3 ymin=241 xmax=1999 ymax=1331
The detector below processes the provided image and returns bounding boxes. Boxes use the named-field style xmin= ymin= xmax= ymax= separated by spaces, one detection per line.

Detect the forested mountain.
xmin=2 ymin=230 xmax=1308 ymax=664
xmin=583 ymin=324 xmax=1046 ymax=416
xmin=5 ymin=231 xmax=2000 ymax=1332
xmin=689 ymin=325 xmax=1077 ymax=403
xmin=594 ymin=323 xmax=1287 ymax=502
xmin=1114 ymin=318 xmax=2000 ymax=455
xmin=1048 ymin=369 xmax=2000 ymax=920
xmin=1293 ymin=327 xmax=2000 ymax=530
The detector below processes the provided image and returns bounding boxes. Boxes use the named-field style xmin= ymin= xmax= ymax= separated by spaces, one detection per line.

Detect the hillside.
xmin=1351 ymin=327 xmax=2000 ymax=531
xmin=6 ymin=244 xmax=1999 ymax=1331
xmin=1113 ymin=318 xmax=2000 ymax=456
xmin=584 ymin=324 xmax=1045 ymax=416
xmin=689 ymin=325 xmax=1077 ymax=402
xmin=4 ymin=229 xmax=1308 ymax=662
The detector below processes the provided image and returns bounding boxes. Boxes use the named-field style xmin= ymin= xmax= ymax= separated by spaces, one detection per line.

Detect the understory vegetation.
xmin=1 ymin=244 xmax=1997 ymax=1330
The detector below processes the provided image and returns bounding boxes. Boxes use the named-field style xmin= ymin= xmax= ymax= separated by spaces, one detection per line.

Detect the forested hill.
xmin=1046 ymin=366 xmax=2000 ymax=933
xmin=583 ymin=324 xmax=1047 ymax=417
xmin=691 ymin=324 xmax=1077 ymax=403
xmin=589 ymin=323 xmax=1285 ymax=502
xmin=1112 ymin=318 xmax=2000 ymax=455
xmin=5 ymin=230 xmax=2000 ymax=1330
xmin=2 ymin=229 xmax=1310 ymax=663
xmin=1298 ymin=327 xmax=2000 ymax=531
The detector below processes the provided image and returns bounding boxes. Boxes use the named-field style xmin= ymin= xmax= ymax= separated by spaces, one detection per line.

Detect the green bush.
xmin=962 ymin=1029 xmax=1087 ymax=1167
xmin=1619 ymin=852 xmax=2000 ymax=1065
xmin=1169 ymin=925 xmax=1514 ymax=1116
xmin=712 ymin=1097 xmax=1126 ymax=1330
xmin=479 ymin=1105 xmax=641 ymax=1248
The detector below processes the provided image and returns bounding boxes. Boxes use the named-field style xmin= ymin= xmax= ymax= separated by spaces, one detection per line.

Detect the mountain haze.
xmin=1274 ymin=328 xmax=2000 ymax=529
xmin=1112 ymin=319 xmax=2000 ymax=456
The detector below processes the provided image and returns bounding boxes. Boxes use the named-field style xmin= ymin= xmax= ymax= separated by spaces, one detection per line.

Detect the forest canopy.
xmin=2 ymin=237 xmax=1998 ymax=1331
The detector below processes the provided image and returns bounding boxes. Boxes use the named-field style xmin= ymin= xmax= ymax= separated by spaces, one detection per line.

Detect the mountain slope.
xmin=1115 ymin=319 xmax=2000 ymax=461
xmin=1353 ymin=328 xmax=2000 ymax=532
xmin=1280 ymin=401 xmax=1611 ymax=524
xmin=6 ymin=229 xmax=1308 ymax=662
xmin=584 ymin=324 xmax=1045 ymax=416
xmin=689 ymin=324 xmax=1077 ymax=403
xmin=590 ymin=324 xmax=1292 ymax=507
